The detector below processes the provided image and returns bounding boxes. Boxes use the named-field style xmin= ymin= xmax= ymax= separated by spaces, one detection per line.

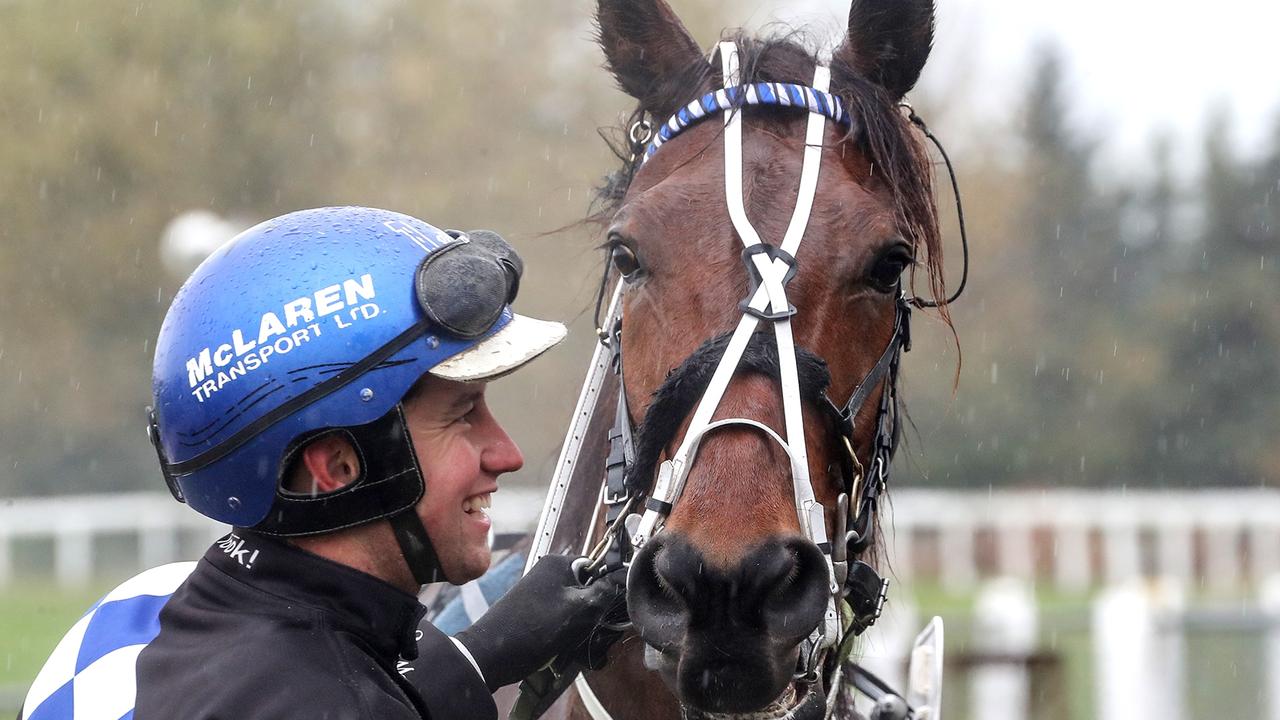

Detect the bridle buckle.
xmin=627 ymin=118 xmax=654 ymax=162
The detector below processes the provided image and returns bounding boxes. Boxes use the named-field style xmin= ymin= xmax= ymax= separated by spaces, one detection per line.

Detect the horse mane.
xmin=590 ymin=28 xmax=950 ymax=315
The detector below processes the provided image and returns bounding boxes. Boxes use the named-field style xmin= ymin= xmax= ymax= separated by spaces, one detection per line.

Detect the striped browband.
xmin=643 ymin=82 xmax=854 ymax=163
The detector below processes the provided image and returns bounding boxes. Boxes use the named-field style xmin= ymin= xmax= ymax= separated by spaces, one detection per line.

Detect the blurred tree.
xmin=1141 ymin=111 xmax=1280 ymax=485
xmin=1004 ymin=44 xmax=1121 ymax=485
xmin=0 ymin=0 xmax=356 ymax=495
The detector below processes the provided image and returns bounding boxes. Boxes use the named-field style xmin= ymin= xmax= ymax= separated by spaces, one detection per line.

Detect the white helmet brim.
xmin=429 ymin=313 xmax=567 ymax=382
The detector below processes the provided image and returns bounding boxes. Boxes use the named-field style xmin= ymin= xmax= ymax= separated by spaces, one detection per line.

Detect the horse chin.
xmin=678 ymin=681 xmax=827 ymax=720
xmin=644 ymin=645 xmax=827 ymax=720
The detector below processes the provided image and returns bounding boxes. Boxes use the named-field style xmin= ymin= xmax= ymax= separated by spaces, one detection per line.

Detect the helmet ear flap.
xmin=253 ymin=404 xmax=425 ymax=537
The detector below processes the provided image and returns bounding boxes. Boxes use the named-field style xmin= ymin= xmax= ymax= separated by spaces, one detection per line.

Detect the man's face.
xmin=401 ymin=376 xmax=523 ymax=583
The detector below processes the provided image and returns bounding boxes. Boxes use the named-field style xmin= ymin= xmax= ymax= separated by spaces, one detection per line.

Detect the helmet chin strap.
xmin=388 ymin=509 xmax=448 ymax=586
xmin=386 ymin=400 xmax=450 ymax=587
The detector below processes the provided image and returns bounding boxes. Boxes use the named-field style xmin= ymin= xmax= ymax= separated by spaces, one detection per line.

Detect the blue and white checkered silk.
xmin=20 ymin=563 xmax=196 ymax=720
xmin=21 ymin=556 xmax=526 ymax=720
xmin=643 ymin=82 xmax=854 ymax=163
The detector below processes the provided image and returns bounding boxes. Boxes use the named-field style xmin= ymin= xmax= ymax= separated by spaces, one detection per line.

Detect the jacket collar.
xmin=204 ymin=530 xmax=427 ymax=661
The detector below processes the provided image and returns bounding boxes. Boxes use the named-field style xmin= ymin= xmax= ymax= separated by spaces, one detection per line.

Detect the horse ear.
xmin=832 ymin=0 xmax=935 ymax=99
xmin=597 ymin=0 xmax=703 ymax=113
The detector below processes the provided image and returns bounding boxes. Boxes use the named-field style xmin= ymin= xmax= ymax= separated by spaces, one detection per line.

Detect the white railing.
xmin=882 ymin=488 xmax=1280 ymax=592
xmin=2 ymin=488 xmax=1279 ymax=590
xmin=0 ymin=487 xmax=548 ymax=587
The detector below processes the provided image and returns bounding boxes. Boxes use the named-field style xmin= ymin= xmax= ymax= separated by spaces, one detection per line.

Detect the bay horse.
xmin=524 ymin=0 xmax=955 ymax=718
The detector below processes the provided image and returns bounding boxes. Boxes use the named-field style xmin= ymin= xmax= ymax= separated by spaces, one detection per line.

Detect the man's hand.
xmin=454 ymin=554 xmax=626 ymax=690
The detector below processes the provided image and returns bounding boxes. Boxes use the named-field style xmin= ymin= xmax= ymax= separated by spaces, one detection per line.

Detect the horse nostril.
xmin=747 ymin=546 xmax=800 ymax=597
xmin=745 ymin=539 xmax=829 ymax=642
xmin=653 ymin=543 xmax=704 ymax=606
xmin=627 ymin=537 xmax=691 ymax=653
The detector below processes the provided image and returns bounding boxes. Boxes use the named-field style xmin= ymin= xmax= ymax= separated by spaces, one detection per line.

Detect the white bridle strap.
xmin=632 ymin=43 xmax=834 ymax=551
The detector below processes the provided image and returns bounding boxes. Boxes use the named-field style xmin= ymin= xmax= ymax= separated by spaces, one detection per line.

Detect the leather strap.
xmin=388 ymin=509 xmax=446 ymax=585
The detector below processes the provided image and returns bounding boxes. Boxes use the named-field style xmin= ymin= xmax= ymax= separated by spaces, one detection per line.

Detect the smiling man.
xmin=20 ymin=207 xmax=623 ymax=720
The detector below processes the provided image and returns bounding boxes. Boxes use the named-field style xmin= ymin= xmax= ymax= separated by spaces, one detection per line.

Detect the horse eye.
xmin=610 ymin=243 xmax=643 ymax=279
xmin=868 ymin=246 xmax=914 ymax=292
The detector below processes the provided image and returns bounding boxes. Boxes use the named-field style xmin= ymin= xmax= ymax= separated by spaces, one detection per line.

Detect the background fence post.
xmin=140 ymin=518 xmax=179 ymax=569
xmin=940 ymin=521 xmax=975 ymax=591
xmin=998 ymin=524 xmax=1035 ymax=580
xmin=1250 ymin=526 xmax=1280 ymax=585
xmin=1055 ymin=522 xmax=1091 ymax=591
xmin=1094 ymin=581 xmax=1186 ymax=720
xmin=1103 ymin=522 xmax=1140 ymax=585
xmin=1157 ymin=516 xmax=1193 ymax=586
xmin=1203 ymin=517 xmax=1241 ymax=592
xmin=1094 ymin=583 xmax=1149 ymax=720
xmin=54 ymin=525 xmax=91 ymax=587
xmin=1261 ymin=575 xmax=1280 ymax=720
xmin=0 ymin=531 xmax=10 ymax=587
xmin=971 ymin=578 xmax=1037 ymax=720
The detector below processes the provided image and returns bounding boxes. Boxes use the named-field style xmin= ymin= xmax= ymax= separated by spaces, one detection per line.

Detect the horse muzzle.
xmin=626 ymin=532 xmax=830 ymax=714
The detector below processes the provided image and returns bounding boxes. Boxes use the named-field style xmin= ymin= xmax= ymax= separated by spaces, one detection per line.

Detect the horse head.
xmin=590 ymin=0 xmax=949 ymax=716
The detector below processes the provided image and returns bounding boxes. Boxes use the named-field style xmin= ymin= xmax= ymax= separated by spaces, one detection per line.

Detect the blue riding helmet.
xmin=148 ymin=207 xmax=565 ymax=544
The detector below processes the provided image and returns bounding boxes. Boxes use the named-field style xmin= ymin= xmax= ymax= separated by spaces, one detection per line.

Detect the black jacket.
xmin=134 ymin=531 xmax=497 ymax=719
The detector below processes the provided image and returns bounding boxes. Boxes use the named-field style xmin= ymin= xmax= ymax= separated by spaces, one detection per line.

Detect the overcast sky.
xmin=763 ymin=0 xmax=1280 ymax=174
